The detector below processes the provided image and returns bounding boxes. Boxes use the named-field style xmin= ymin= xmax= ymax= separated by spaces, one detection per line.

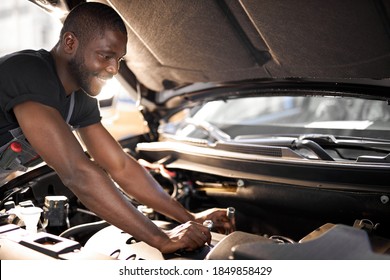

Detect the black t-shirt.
xmin=0 ymin=49 xmax=101 ymax=145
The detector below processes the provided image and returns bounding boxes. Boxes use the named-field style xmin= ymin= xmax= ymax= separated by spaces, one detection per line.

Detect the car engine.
xmin=1 ymin=157 xmax=390 ymax=260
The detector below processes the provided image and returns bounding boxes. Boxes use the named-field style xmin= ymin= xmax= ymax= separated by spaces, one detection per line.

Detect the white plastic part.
xmin=20 ymin=207 xmax=43 ymax=234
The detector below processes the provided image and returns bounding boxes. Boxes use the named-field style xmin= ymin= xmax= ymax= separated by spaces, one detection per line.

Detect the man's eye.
xmin=99 ymin=54 xmax=112 ymax=60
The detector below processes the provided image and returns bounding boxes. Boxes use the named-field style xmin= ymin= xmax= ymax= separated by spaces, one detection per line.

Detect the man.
xmin=0 ymin=2 xmax=232 ymax=254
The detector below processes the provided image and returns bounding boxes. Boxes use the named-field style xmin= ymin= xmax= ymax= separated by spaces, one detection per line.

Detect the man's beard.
xmin=68 ymin=52 xmax=95 ymax=96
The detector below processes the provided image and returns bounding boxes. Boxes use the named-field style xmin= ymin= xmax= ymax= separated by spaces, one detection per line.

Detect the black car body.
xmin=0 ymin=0 xmax=390 ymax=260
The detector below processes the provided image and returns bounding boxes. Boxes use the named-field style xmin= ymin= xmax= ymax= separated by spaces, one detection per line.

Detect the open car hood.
xmin=113 ymin=0 xmax=390 ymax=92
xmin=31 ymin=0 xmax=390 ymax=91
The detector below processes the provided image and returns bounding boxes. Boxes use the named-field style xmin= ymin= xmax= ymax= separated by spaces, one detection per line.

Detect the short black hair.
xmin=60 ymin=2 xmax=127 ymax=45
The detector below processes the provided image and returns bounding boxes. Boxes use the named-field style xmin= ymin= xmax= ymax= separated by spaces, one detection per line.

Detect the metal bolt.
xmin=380 ymin=195 xmax=389 ymax=204
xmin=203 ymin=220 xmax=213 ymax=230
xmin=237 ymin=179 xmax=245 ymax=187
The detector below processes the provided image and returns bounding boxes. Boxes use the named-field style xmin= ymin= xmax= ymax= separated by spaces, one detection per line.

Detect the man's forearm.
xmin=61 ymin=161 xmax=171 ymax=250
xmin=111 ymin=158 xmax=195 ymax=223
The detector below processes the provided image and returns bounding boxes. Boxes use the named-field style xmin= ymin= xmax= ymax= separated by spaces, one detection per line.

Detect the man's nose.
xmin=106 ymin=60 xmax=120 ymax=75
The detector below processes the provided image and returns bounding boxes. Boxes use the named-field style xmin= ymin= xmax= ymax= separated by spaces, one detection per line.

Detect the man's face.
xmin=68 ymin=29 xmax=127 ymax=96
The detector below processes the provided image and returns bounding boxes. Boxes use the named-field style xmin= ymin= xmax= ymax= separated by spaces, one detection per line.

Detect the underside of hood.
xmin=109 ymin=0 xmax=390 ymax=91
xmin=31 ymin=0 xmax=390 ymax=92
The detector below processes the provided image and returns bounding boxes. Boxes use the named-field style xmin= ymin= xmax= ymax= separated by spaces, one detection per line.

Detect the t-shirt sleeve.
xmin=70 ymin=90 xmax=102 ymax=128
xmin=0 ymin=54 xmax=62 ymax=123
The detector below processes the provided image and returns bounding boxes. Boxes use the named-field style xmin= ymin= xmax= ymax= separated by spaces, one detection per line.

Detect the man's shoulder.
xmin=0 ymin=49 xmax=51 ymax=68
xmin=0 ymin=49 xmax=57 ymax=83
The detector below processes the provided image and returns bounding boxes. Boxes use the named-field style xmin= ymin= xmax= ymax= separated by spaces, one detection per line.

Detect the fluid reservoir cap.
xmin=44 ymin=195 xmax=68 ymax=208
xmin=10 ymin=142 xmax=22 ymax=153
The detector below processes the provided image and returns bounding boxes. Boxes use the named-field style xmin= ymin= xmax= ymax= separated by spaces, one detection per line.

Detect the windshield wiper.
xmin=183 ymin=119 xmax=231 ymax=143
xmin=298 ymin=134 xmax=390 ymax=163
xmin=298 ymin=134 xmax=390 ymax=151
xmin=293 ymin=138 xmax=335 ymax=161
xmin=234 ymin=133 xmax=390 ymax=162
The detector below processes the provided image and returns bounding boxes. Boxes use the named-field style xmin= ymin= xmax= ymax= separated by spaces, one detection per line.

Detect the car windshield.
xmin=164 ymin=95 xmax=390 ymax=142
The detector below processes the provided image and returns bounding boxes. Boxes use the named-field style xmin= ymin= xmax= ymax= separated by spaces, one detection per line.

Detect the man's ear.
xmin=62 ymin=32 xmax=78 ymax=54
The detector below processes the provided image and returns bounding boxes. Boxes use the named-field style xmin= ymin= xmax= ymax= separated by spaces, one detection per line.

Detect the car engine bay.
xmin=1 ymin=143 xmax=390 ymax=260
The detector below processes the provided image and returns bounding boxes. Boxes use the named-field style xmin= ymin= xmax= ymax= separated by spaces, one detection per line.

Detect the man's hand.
xmin=193 ymin=208 xmax=235 ymax=234
xmin=159 ymin=221 xmax=211 ymax=253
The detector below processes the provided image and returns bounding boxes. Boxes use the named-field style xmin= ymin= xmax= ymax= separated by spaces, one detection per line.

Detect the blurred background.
xmin=0 ymin=0 xmax=143 ymax=140
xmin=0 ymin=0 xmax=61 ymax=56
